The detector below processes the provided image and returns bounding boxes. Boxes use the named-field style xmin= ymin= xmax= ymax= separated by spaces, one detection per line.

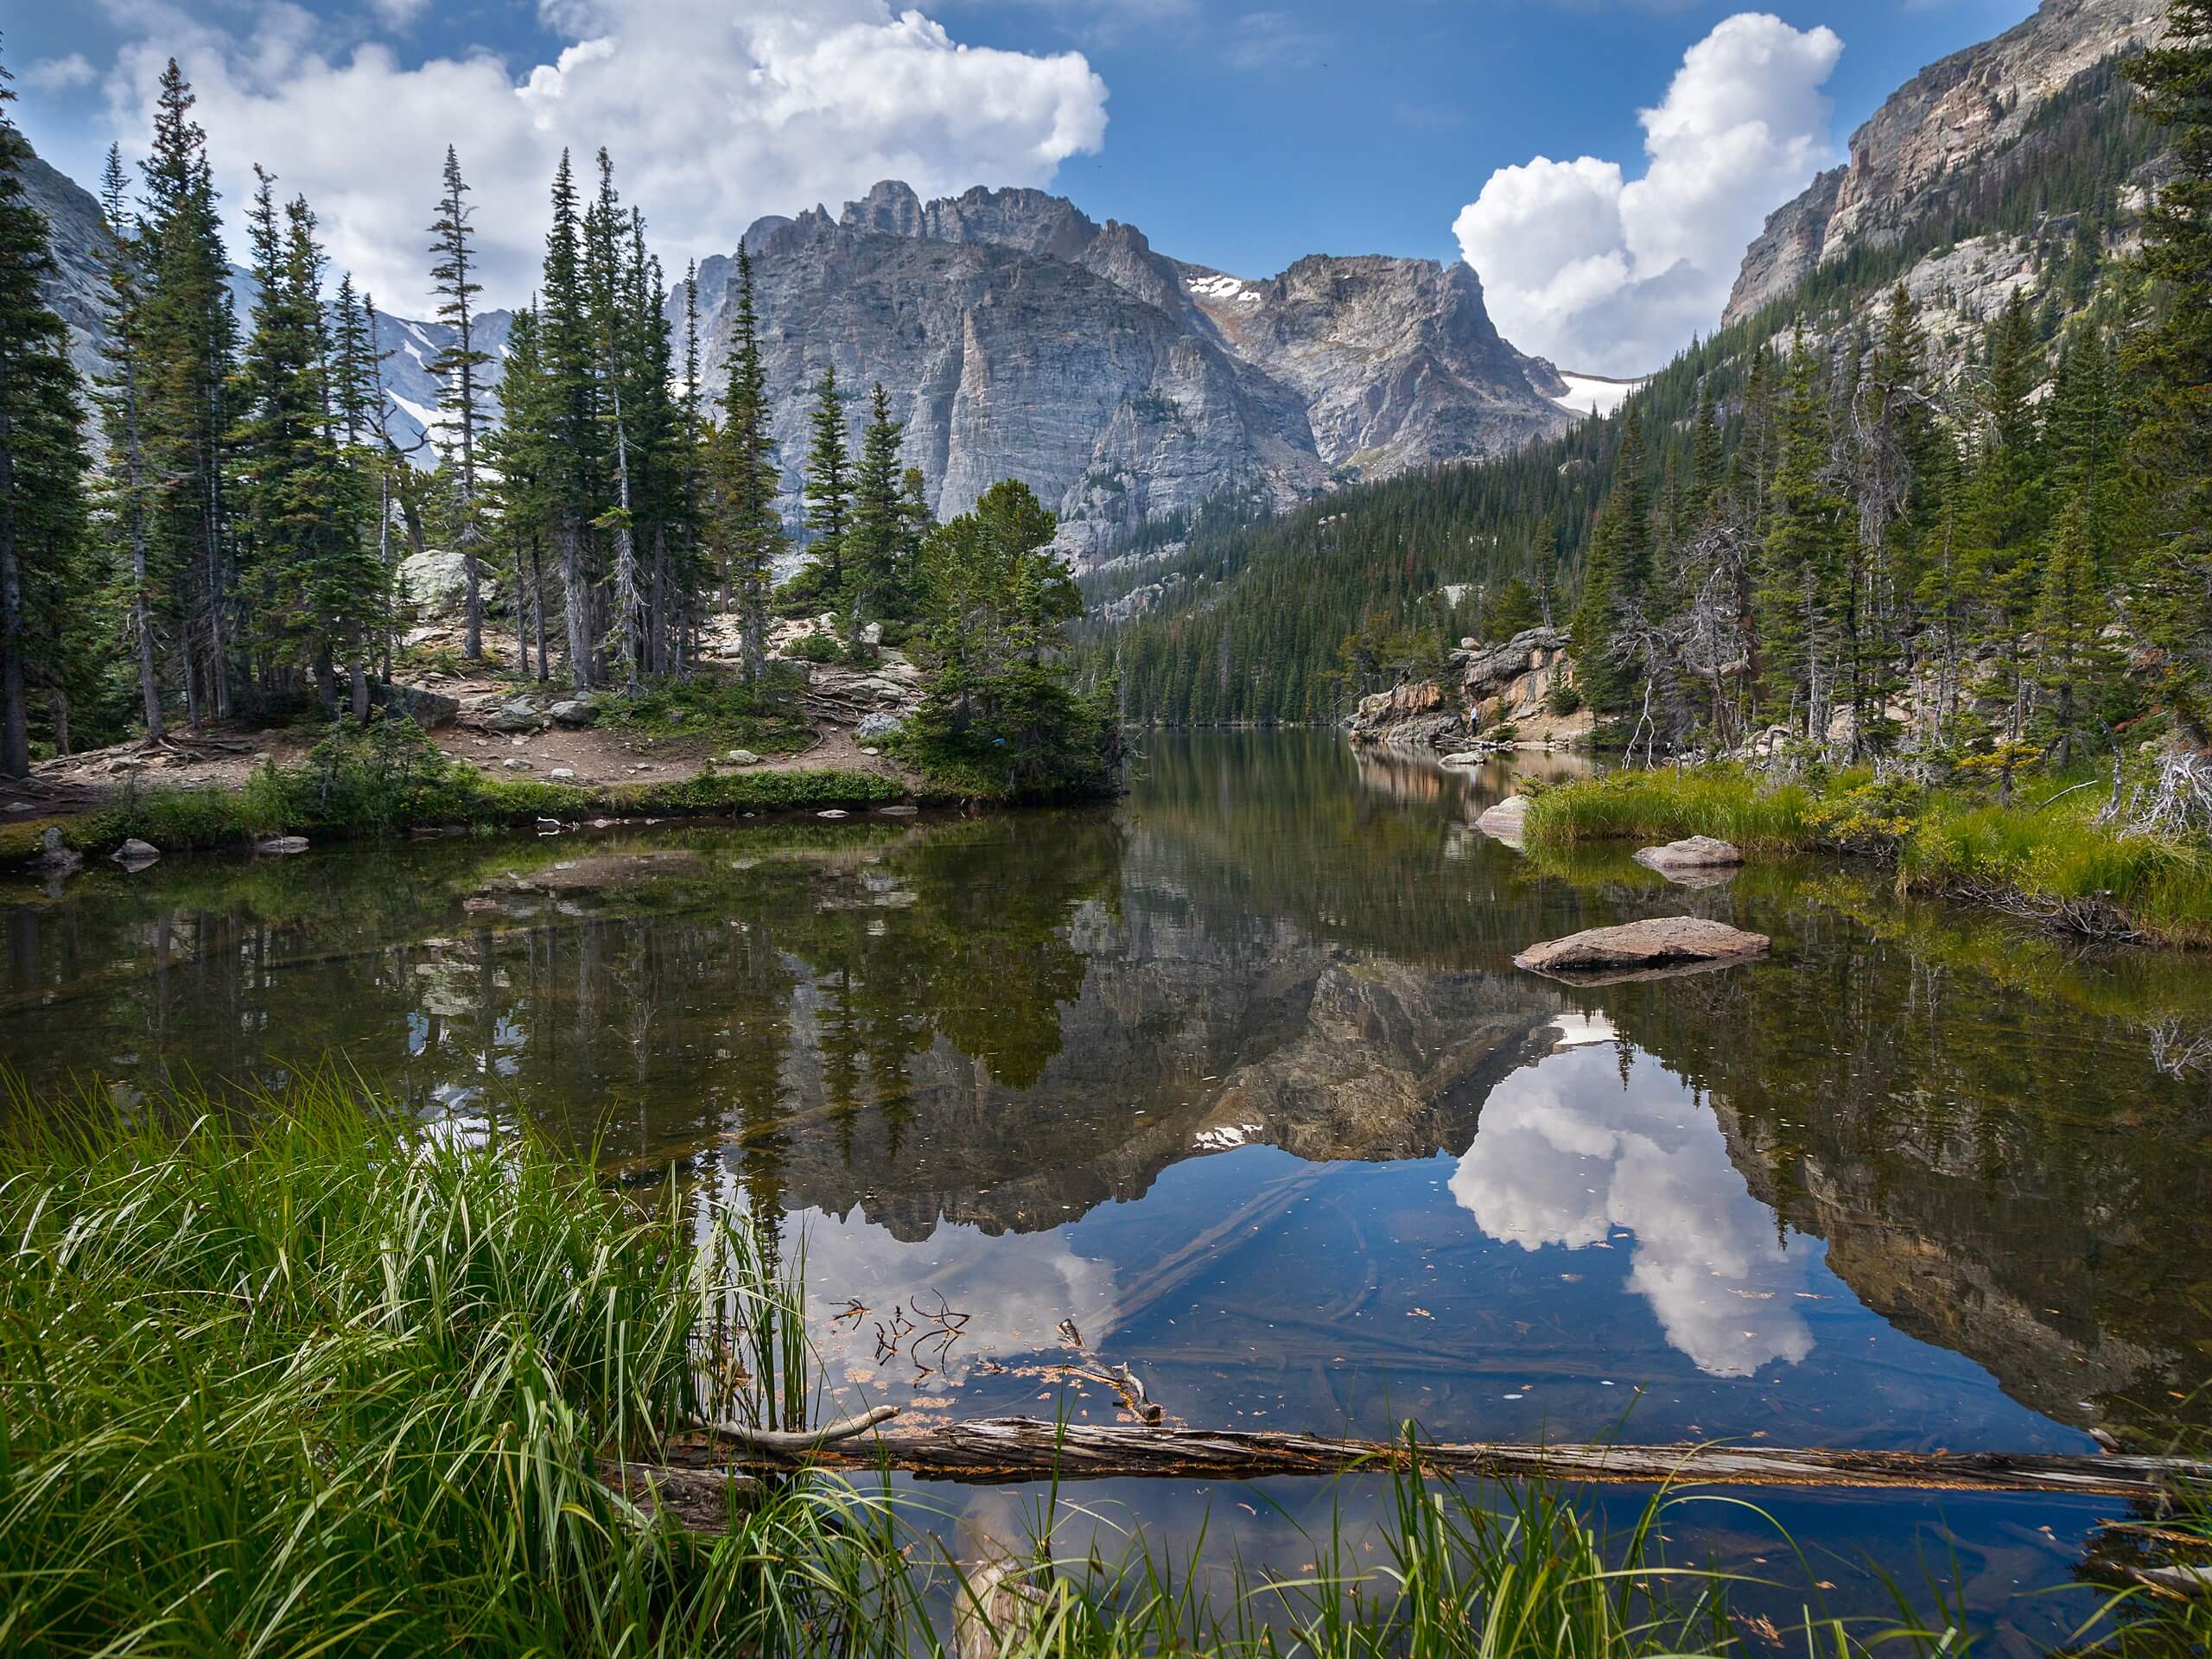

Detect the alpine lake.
xmin=5 ymin=732 xmax=2209 ymax=1654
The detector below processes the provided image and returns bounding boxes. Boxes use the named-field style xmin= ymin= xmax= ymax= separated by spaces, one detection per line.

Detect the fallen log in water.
xmin=651 ymin=1415 xmax=2209 ymax=1499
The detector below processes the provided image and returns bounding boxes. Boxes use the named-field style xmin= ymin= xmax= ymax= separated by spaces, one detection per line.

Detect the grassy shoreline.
xmin=1 ymin=762 xmax=916 ymax=869
xmin=1524 ymin=765 xmax=2212 ymax=948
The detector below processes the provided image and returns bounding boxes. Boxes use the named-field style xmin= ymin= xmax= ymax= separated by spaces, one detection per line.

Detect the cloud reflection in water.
xmin=1450 ymin=1032 xmax=1815 ymax=1378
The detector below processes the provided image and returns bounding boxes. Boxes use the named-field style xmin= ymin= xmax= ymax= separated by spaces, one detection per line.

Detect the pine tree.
xmin=0 ymin=43 xmax=92 ymax=773
xmin=94 ymin=143 xmax=162 ymax=739
xmin=428 ymin=146 xmax=491 ymax=660
xmin=845 ymin=382 xmax=912 ymax=639
xmin=2030 ymin=487 xmax=2108 ymax=767
xmin=2125 ymin=1 xmax=2212 ymax=746
xmin=137 ymin=60 xmax=237 ymax=723
xmin=799 ymin=366 xmax=851 ymax=606
xmin=1757 ymin=327 xmax=1850 ymax=740
xmin=538 ymin=150 xmax=598 ymax=689
xmin=487 ymin=302 xmax=554 ymax=683
xmin=707 ymin=243 xmax=785 ymax=683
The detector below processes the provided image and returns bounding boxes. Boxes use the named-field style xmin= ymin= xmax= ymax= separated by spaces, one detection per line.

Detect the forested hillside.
xmin=1091 ymin=22 xmax=2179 ymax=743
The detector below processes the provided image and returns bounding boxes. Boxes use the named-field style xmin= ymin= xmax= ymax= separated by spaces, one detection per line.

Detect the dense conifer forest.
xmin=1090 ymin=37 xmax=2210 ymax=770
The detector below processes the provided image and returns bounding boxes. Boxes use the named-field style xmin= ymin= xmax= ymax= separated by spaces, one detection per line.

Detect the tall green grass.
xmin=1526 ymin=766 xmax=2212 ymax=947
xmin=1524 ymin=768 xmax=1821 ymax=855
xmin=0 ymin=1076 xmax=914 ymax=1656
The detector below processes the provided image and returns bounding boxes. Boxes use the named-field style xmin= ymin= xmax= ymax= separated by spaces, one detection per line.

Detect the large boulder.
xmin=548 ymin=699 xmax=599 ymax=728
xmin=856 ymin=711 xmax=906 ymax=741
xmin=111 ymin=838 xmax=161 ymax=868
xmin=1515 ymin=916 xmax=1770 ymax=984
xmin=1633 ymin=836 xmax=1744 ymax=874
xmin=367 ymin=678 xmax=461 ymax=729
xmin=396 ymin=549 xmax=497 ymax=621
xmin=1475 ymin=796 xmax=1530 ymax=845
xmin=486 ymin=699 xmax=544 ymax=734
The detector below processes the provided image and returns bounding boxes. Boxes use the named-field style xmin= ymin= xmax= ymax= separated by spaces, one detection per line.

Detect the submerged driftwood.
xmin=648 ymin=1414 xmax=2209 ymax=1499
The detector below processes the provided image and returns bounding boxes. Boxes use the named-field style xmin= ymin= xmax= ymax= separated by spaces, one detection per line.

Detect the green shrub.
xmin=788 ymin=632 xmax=842 ymax=664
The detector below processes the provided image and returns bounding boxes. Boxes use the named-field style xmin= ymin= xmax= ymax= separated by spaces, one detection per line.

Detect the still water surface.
xmin=6 ymin=733 xmax=2210 ymax=1647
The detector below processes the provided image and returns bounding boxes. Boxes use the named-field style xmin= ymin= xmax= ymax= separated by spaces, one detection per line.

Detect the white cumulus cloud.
xmin=92 ymin=0 xmax=1109 ymax=313
xmin=1452 ymin=11 xmax=1841 ymax=376
xmin=25 ymin=54 xmax=98 ymax=92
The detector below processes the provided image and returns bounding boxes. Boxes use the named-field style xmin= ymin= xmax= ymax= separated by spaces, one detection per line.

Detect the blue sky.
xmin=10 ymin=1 xmax=2044 ymax=371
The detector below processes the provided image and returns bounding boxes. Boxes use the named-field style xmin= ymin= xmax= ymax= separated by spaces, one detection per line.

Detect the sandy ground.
xmin=4 ymin=652 xmax=917 ymax=822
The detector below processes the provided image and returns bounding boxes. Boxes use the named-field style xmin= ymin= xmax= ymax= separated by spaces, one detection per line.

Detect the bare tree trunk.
xmin=652 ymin=1414 xmax=2210 ymax=1501
xmin=0 ymin=380 xmax=26 ymax=778
xmin=609 ymin=385 xmax=641 ymax=696
xmin=560 ymin=518 xmax=591 ymax=693
xmin=531 ymin=537 xmax=550 ymax=685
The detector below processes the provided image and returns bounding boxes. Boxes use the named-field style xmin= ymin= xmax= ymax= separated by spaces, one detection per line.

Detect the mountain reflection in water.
xmin=2 ymin=730 xmax=2209 ymax=1463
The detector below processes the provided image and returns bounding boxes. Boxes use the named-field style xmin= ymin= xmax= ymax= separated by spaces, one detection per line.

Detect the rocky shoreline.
xmin=1346 ymin=626 xmax=1594 ymax=753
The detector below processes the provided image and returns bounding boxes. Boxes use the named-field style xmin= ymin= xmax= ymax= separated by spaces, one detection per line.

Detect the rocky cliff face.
xmin=696 ymin=180 xmax=1571 ymax=561
xmin=20 ymin=148 xmax=116 ymax=388
xmin=1724 ymin=0 xmax=2162 ymax=328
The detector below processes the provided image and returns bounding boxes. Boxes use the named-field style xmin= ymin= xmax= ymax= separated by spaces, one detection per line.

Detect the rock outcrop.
xmin=692 ymin=182 xmax=1572 ymax=562
xmin=1724 ymin=0 xmax=2162 ymax=328
xmin=1348 ymin=627 xmax=1592 ymax=751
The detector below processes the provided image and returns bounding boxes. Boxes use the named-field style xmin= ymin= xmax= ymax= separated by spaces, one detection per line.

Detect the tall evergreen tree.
xmin=708 ymin=243 xmax=784 ymax=683
xmin=2126 ymin=2 xmax=2212 ymax=747
xmin=845 ymin=382 xmax=912 ymax=638
xmin=94 ymin=142 xmax=162 ymax=739
xmin=427 ymin=146 xmax=491 ymax=660
xmin=0 ymin=42 xmax=92 ymax=774
xmin=799 ymin=366 xmax=851 ymax=604
xmin=137 ymin=60 xmax=236 ymax=723
xmin=1757 ymin=327 xmax=1850 ymax=740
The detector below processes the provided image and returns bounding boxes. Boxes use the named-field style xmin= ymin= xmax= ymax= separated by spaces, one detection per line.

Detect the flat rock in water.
xmin=1440 ymin=751 xmax=1482 ymax=766
xmin=1515 ymin=916 xmax=1770 ymax=984
xmin=1633 ymin=836 xmax=1743 ymax=872
xmin=111 ymin=838 xmax=162 ymax=868
xmin=257 ymin=836 xmax=309 ymax=855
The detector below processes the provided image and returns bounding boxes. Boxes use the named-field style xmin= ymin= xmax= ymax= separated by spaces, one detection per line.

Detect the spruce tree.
xmin=538 ymin=150 xmax=597 ymax=688
xmin=709 ymin=243 xmax=785 ymax=683
xmin=1757 ymin=327 xmax=1849 ymax=740
xmin=94 ymin=143 xmax=162 ymax=739
xmin=845 ymin=382 xmax=911 ymax=639
xmin=137 ymin=60 xmax=236 ymax=723
xmin=0 ymin=43 xmax=92 ymax=774
xmin=427 ymin=146 xmax=491 ymax=660
xmin=799 ymin=366 xmax=851 ymax=607
xmin=487 ymin=302 xmax=554 ymax=683
xmin=2125 ymin=2 xmax=2212 ymax=746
